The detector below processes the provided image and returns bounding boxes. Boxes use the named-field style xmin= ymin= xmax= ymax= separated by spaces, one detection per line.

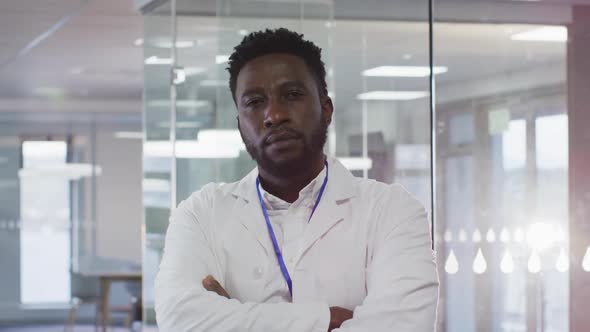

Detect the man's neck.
xmin=258 ymin=155 xmax=326 ymax=203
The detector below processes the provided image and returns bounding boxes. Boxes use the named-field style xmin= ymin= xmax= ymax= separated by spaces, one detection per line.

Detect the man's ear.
xmin=322 ymin=96 xmax=334 ymax=126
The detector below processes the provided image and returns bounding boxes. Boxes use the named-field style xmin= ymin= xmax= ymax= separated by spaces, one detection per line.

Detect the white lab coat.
xmin=155 ymin=156 xmax=439 ymax=332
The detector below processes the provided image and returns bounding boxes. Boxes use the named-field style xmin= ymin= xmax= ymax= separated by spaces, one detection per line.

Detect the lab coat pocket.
xmin=220 ymin=225 xmax=270 ymax=302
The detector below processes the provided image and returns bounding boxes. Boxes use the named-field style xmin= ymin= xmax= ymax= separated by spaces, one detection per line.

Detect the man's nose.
xmin=263 ymin=99 xmax=290 ymax=129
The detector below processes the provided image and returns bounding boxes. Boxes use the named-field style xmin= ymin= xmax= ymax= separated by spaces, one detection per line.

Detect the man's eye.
xmin=246 ymin=98 xmax=263 ymax=107
xmin=286 ymin=90 xmax=303 ymax=99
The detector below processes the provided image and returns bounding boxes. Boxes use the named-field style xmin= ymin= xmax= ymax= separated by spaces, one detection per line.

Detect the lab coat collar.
xmin=230 ymin=156 xmax=357 ymax=258
xmin=231 ymin=156 xmax=355 ymax=203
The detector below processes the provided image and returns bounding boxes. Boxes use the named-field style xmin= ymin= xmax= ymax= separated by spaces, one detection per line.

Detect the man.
xmin=155 ymin=28 xmax=439 ymax=331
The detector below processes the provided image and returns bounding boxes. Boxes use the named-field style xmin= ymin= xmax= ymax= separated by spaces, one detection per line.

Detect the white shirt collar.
xmin=258 ymin=165 xmax=327 ymax=211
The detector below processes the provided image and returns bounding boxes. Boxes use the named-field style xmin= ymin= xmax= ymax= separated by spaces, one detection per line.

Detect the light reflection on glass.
xmin=527 ymin=222 xmax=556 ymax=252
xmin=445 ymin=250 xmax=459 ymax=274
xmin=486 ymin=229 xmax=496 ymax=243
xmin=555 ymin=248 xmax=569 ymax=273
xmin=500 ymin=250 xmax=514 ymax=274
xmin=444 ymin=230 xmax=453 ymax=243
xmin=458 ymin=229 xmax=467 ymax=243
xmin=528 ymin=251 xmax=542 ymax=274
xmin=473 ymin=248 xmax=487 ymax=274
xmin=472 ymin=229 xmax=482 ymax=243
xmin=500 ymin=227 xmax=510 ymax=243
xmin=514 ymin=227 xmax=524 ymax=243
xmin=583 ymin=247 xmax=590 ymax=272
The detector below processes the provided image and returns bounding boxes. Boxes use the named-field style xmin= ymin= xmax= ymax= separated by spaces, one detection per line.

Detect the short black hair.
xmin=227 ymin=28 xmax=328 ymax=103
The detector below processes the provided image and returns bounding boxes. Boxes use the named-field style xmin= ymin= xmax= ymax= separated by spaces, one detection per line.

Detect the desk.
xmin=81 ymin=270 xmax=141 ymax=332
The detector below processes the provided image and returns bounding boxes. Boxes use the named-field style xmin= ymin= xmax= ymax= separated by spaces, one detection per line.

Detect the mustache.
xmin=263 ymin=127 xmax=302 ymax=145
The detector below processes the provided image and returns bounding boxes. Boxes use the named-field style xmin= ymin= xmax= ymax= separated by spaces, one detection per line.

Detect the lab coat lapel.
xmin=299 ymin=157 xmax=356 ymax=258
xmin=231 ymin=168 xmax=274 ymax=257
xmin=231 ymin=158 xmax=357 ymax=261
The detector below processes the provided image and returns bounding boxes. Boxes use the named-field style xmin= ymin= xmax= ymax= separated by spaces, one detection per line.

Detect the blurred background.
xmin=1 ymin=0 xmax=589 ymax=331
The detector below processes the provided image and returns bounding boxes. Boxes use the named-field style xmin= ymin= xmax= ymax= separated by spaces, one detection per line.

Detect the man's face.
xmin=235 ymin=53 xmax=333 ymax=176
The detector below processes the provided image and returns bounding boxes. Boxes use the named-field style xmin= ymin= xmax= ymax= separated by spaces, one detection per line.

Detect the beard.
xmin=239 ymin=118 xmax=328 ymax=178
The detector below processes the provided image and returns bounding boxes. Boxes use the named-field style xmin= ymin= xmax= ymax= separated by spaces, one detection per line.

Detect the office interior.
xmin=0 ymin=0 xmax=589 ymax=331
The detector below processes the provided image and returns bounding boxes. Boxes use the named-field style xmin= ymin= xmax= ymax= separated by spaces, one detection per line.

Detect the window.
xmin=20 ymin=141 xmax=71 ymax=304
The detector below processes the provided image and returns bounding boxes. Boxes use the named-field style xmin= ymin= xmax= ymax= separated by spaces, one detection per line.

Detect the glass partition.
xmin=433 ymin=1 xmax=590 ymax=331
xmin=140 ymin=0 xmax=590 ymax=331
xmin=141 ymin=0 xmax=433 ymax=328
xmin=142 ymin=0 xmax=174 ymax=324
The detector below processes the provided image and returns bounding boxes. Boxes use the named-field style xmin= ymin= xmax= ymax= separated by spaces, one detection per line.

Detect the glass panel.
xmin=142 ymin=0 xmax=432 ymax=329
xmin=142 ymin=0 xmax=174 ymax=325
xmin=535 ymin=114 xmax=569 ymax=332
xmin=0 ymin=136 xmax=21 ymax=306
xmin=434 ymin=0 xmax=581 ymax=330
xmin=0 ymin=113 xmax=140 ymax=322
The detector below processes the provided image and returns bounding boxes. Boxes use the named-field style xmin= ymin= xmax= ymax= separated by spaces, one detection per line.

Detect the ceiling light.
xmin=148 ymin=100 xmax=209 ymax=109
xmin=510 ymin=26 xmax=567 ymax=42
xmin=174 ymin=40 xmax=195 ymax=48
xmin=157 ymin=121 xmax=202 ymax=129
xmin=197 ymin=129 xmax=245 ymax=149
xmin=216 ymin=55 xmax=230 ymax=64
xmin=143 ymin=178 xmax=170 ymax=193
xmin=114 ymin=132 xmax=143 ymax=139
xmin=134 ymin=38 xmax=144 ymax=46
xmin=22 ymin=141 xmax=66 ymax=158
xmin=176 ymin=140 xmax=240 ymax=159
xmin=173 ymin=68 xmax=186 ymax=85
xmin=18 ymin=164 xmax=102 ymax=180
xmin=33 ymin=87 xmax=66 ymax=98
xmin=150 ymin=39 xmax=195 ymax=48
xmin=145 ymin=56 xmax=173 ymax=65
xmin=362 ymin=66 xmax=448 ymax=77
xmin=143 ymin=140 xmax=243 ymax=159
xmin=356 ymin=91 xmax=429 ymax=101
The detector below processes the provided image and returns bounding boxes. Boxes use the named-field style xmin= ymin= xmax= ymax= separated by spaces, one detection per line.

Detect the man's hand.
xmin=202 ymin=275 xmax=230 ymax=299
xmin=328 ymin=306 xmax=353 ymax=331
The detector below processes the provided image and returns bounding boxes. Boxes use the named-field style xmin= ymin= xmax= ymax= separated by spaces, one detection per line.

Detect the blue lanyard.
xmin=255 ymin=160 xmax=329 ymax=297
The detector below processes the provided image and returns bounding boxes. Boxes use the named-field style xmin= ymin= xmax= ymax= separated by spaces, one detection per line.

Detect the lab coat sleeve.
xmin=155 ymin=187 xmax=330 ymax=332
xmin=335 ymin=185 xmax=439 ymax=332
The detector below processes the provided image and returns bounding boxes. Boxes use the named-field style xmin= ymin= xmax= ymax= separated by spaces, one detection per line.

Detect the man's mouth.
xmin=265 ymin=130 xmax=300 ymax=145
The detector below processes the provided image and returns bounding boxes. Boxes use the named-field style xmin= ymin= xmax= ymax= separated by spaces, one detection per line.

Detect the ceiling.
xmin=133 ymin=8 xmax=569 ymax=142
xmin=0 ymin=0 xmax=582 ymax=122
xmin=0 ymin=0 xmax=143 ymax=115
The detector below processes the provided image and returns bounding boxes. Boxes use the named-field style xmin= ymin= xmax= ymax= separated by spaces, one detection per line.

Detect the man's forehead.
xmin=241 ymin=54 xmax=308 ymax=76
xmin=236 ymin=54 xmax=312 ymax=90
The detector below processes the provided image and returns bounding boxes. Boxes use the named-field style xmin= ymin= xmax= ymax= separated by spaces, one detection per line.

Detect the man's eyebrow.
xmin=280 ymin=80 xmax=307 ymax=90
xmin=240 ymin=87 xmax=265 ymax=99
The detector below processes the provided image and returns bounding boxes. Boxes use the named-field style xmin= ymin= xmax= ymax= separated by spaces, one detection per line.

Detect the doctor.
xmin=155 ymin=28 xmax=439 ymax=332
